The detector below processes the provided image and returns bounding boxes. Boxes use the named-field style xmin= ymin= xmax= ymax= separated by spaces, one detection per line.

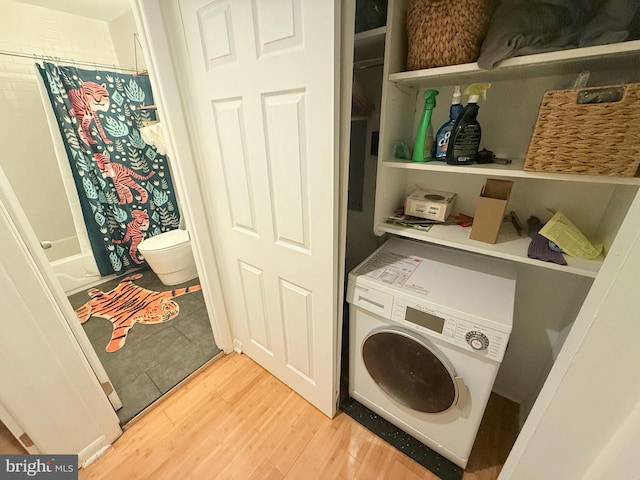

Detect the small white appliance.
xmin=405 ymin=189 xmax=456 ymax=221
xmin=347 ymin=237 xmax=516 ymax=468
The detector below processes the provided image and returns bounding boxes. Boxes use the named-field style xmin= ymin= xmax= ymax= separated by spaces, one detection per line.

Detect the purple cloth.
xmin=528 ymin=233 xmax=567 ymax=265
xmin=526 ymin=216 xmax=567 ymax=265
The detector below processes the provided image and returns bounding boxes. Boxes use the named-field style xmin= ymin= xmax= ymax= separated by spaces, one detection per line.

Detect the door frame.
xmin=0 ymin=0 xmax=235 ymax=437
xmin=0 ymin=166 xmax=121 ymax=464
xmin=0 ymin=399 xmax=40 ymax=455
xmin=132 ymin=0 xmax=234 ymax=354
xmin=0 ymin=162 xmax=124 ymax=410
xmin=338 ymin=0 xmax=356 ymax=410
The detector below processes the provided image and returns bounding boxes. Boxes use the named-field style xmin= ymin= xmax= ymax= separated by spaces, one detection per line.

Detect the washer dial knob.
xmin=465 ymin=331 xmax=489 ymax=351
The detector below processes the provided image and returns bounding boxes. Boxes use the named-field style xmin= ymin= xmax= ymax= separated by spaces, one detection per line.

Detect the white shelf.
xmin=354 ymin=26 xmax=386 ymax=64
xmin=382 ymin=158 xmax=640 ymax=185
xmin=378 ymin=222 xmax=603 ymax=278
xmin=355 ymin=26 xmax=386 ymax=45
xmin=375 ymin=12 xmax=632 ymax=278
xmin=389 ymin=40 xmax=640 ymax=88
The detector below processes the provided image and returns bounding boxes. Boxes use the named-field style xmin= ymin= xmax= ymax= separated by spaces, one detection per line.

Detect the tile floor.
xmin=67 ymin=268 xmax=220 ymax=424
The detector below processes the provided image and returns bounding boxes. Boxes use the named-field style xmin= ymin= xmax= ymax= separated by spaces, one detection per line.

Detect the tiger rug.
xmin=75 ymin=273 xmax=201 ymax=352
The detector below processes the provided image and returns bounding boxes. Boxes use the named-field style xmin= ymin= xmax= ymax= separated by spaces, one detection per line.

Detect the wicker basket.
xmin=406 ymin=0 xmax=496 ymax=70
xmin=524 ymin=83 xmax=640 ymax=177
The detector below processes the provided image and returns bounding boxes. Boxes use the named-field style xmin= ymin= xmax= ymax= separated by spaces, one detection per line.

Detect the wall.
xmin=501 ymin=190 xmax=640 ymax=479
xmin=109 ymin=10 xmax=146 ymax=71
xmin=345 ymin=65 xmax=385 ymax=274
xmin=345 ymin=112 xmax=384 ymax=273
xmin=493 ymin=264 xmax=592 ymax=414
xmin=585 ymin=400 xmax=640 ymax=479
xmin=0 ymin=0 xmax=118 ymax=261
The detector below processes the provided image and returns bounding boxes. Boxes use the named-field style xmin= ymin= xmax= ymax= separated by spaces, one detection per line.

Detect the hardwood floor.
xmin=78 ymin=353 xmax=517 ymax=480
xmin=0 ymin=421 xmax=26 ymax=455
xmin=465 ymin=392 xmax=519 ymax=479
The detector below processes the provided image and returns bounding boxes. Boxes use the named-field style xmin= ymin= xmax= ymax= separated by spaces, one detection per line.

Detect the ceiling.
xmin=16 ymin=0 xmax=132 ymax=22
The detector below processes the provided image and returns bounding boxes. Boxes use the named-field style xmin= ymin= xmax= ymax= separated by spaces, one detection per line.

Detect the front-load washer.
xmin=347 ymin=237 xmax=516 ymax=469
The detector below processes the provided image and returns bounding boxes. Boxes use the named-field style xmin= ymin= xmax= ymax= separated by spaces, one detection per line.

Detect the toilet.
xmin=137 ymin=229 xmax=198 ymax=286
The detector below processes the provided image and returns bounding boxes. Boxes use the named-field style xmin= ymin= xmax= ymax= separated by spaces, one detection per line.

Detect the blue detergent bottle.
xmin=446 ymin=83 xmax=491 ymax=165
xmin=434 ymin=85 xmax=463 ymax=160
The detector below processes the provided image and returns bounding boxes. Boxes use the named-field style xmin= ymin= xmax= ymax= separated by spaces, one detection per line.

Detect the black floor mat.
xmin=340 ymin=397 xmax=463 ymax=480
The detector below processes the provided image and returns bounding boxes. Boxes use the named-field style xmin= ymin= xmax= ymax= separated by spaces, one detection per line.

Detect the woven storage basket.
xmin=524 ymin=83 xmax=640 ymax=177
xmin=406 ymin=0 xmax=496 ymax=70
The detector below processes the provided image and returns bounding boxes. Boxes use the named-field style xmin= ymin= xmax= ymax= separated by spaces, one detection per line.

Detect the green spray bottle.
xmin=412 ymin=89 xmax=439 ymax=162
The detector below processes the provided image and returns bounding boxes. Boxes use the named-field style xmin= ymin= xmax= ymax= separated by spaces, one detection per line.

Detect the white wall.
xmin=493 ymin=264 xmax=592 ymax=409
xmin=501 ymin=190 xmax=640 ymax=479
xmin=585 ymin=400 xmax=640 ymax=480
xmin=0 ymin=0 xmax=119 ymax=261
xmin=109 ymin=10 xmax=146 ymax=71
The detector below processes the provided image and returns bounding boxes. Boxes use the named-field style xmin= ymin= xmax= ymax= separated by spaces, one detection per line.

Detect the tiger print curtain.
xmin=37 ymin=62 xmax=181 ymax=276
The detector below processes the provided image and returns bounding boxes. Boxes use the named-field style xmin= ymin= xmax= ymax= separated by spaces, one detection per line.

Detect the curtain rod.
xmin=0 ymin=49 xmax=139 ymax=73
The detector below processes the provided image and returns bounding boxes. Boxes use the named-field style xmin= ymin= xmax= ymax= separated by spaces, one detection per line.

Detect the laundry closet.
xmin=345 ymin=0 xmax=640 ymax=470
xmin=3 ymin=0 xmax=639 ymax=475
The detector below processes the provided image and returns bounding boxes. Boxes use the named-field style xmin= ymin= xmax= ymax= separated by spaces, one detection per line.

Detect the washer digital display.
xmin=405 ymin=306 xmax=445 ymax=333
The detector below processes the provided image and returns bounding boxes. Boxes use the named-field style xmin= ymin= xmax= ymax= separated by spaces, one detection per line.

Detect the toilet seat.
xmin=139 ymin=229 xmax=189 ymax=252
xmin=137 ymin=229 xmax=197 ymax=286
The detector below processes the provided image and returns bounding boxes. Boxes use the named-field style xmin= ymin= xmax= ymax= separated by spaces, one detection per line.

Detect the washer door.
xmin=362 ymin=328 xmax=463 ymax=413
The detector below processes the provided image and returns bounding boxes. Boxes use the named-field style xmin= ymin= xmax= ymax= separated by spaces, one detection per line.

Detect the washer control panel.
xmin=465 ymin=331 xmax=490 ymax=351
xmin=391 ymin=297 xmax=510 ymax=362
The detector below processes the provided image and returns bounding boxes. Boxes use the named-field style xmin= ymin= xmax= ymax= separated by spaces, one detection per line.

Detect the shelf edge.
xmin=354 ymin=26 xmax=387 ymax=43
xmin=378 ymin=223 xmax=600 ymax=278
xmin=389 ymin=40 xmax=640 ymax=86
xmin=381 ymin=159 xmax=640 ymax=185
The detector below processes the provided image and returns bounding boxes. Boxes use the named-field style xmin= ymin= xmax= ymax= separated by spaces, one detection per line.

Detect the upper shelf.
xmin=389 ymin=40 xmax=640 ymax=88
xmin=382 ymin=158 xmax=640 ymax=185
xmin=354 ymin=26 xmax=386 ymax=65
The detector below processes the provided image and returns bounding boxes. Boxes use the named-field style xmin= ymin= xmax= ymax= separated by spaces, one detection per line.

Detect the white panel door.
xmin=177 ymin=0 xmax=339 ymax=416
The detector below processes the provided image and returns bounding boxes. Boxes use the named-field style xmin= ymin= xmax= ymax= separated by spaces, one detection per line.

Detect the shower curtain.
xmin=37 ymin=62 xmax=181 ymax=276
